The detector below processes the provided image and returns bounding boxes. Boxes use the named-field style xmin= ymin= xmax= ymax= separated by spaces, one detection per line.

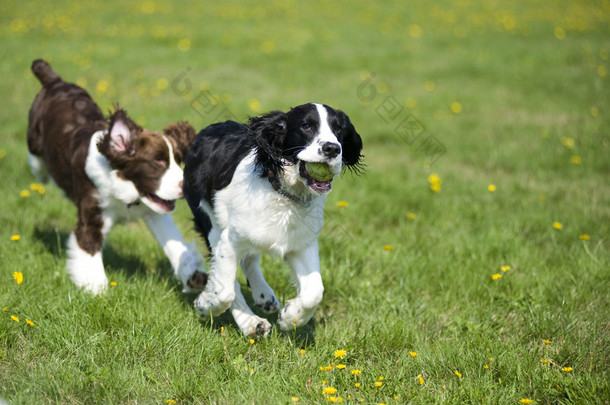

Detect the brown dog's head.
xmin=97 ymin=107 xmax=196 ymax=213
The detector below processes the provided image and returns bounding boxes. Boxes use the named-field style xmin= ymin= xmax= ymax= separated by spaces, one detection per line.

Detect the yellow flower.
xmin=553 ymin=222 xmax=563 ymax=230
xmin=383 ymin=244 xmax=393 ymax=251
xmin=3 ymin=307 xmax=6 ymax=312
xmin=11 ymin=315 xmax=19 ymax=322
xmin=0 ymin=149 xmax=5 ymax=158
xmin=177 ymin=38 xmax=191 ymax=51
xmin=492 ymin=273 xmax=502 ymax=280
xmin=501 ymin=265 xmax=511 ymax=272
xmin=220 ymin=326 xmax=225 ymax=333
xmin=156 ymin=78 xmax=169 ymax=90
xmin=562 ymin=367 xmax=573 ymax=373
xmin=336 ymin=201 xmax=349 ymax=208
xmin=489 ymin=358 xmax=494 ymax=362
xmin=450 ymin=101 xmax=463 ymax=114
xmin=323 ymin=387 xmax=337 ymax=395
xmin=454 ymin=371 xmax=462 ymax=378
xmin=409 ymin=351 xmax=418 ymax=357
xmin=249 ymin=339 xmax=255 ymax=345
xmin=166 ymin=400 xmax=177 ymax=405
xmin=416 ymin=374 xmax=424 ymax=385
xmin=560 ymin=137 xmax=574 ymax=148
xmin=554 ymin=26 xmax=566 ymax=40
xmin=110 ymin=281 xmax=117 ymax=287
xmin=484 ymin=365 xmax=489 ymax=369
xmin=334 ymin=349 xmax=346 ymax=359
xmin=300 ymin=349 xmax=306 ymax=355
xmin=406 ymin=212 xmax=416 ymax=219
xmin=374 ymin=381 xmax=383 ymax=387
xmin=519 ymin=399 xmax=534 ymax=404
xmin=540 ymin=359 xmax=549 ymax=364
xmin=291 ymin=397 xmax=300 ymax=403
xmin=579 ymin=234 xmax=590 ymax=240
xmin=570 ymin=155 xmax=582 ymax=165
xmin=543 ymin=339 xmax=551 ymax=345
xmin=248 ymin=98 xmax=262 ymax=113
xmin=20 ymin=190 xmax=31 ymax=197
xmin=13 ymin=272 xmax=23 ymax=285
xmin=354 ymin=382 xmax=361 ymax=388
xmin=337 ymin=364 xmax=346 ymax=370
xmin=26 ymin=319 xmax=35 ymax=327
xmin=488 ymin=184 xmax=496 ymax=192
xmin=351 ymin=369 xmax=361 ymax=376
xmin=11 ymin=235 xmax=20 ymax=242
xmin=408 ymin=24 xmax=423 ymax=38
xmin=425 ymin=81 xmax=436 ymax=92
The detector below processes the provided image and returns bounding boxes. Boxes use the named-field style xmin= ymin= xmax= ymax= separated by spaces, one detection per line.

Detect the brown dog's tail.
xmin=31 ymin=59 xmax=61 ymax=87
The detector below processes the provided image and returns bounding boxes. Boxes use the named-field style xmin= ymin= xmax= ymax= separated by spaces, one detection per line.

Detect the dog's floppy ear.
xmin=249 ymin=110 xmax=287 ymax=179
xmin=98 ymin=107 xmax=142 ymax=165
xmin=163 ymin=121 xmax=196 ymax=156
xmin=337 ymin=110 xmax=364 ymax=171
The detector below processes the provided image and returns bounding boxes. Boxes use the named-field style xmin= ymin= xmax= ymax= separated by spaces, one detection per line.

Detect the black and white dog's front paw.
xmin=236 ymin=315 xmax=272 ymax=337
xmin=183 ymin=270 xmax=208 ymax=293
xmin=194 ymin=284 xmax=234 ymax=317
xmin=252 ymin=288 xmax=280 ymax=314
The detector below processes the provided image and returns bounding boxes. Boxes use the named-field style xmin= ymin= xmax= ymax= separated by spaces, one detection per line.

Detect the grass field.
xmin=1 ymin=0 xmax=609 ymax=403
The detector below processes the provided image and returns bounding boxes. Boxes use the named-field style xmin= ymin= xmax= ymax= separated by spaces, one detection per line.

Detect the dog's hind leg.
xmin=241 ymin=254 xmax=279 ymax=314
xmin=230 ymin=280 xmax=272 ymax=336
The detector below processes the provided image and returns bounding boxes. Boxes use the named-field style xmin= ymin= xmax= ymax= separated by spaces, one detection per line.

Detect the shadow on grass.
xmin=32 ymin=225 xmax=173 ymax=282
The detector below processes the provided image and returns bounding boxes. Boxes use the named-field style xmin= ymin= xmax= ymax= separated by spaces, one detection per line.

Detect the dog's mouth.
xmin=299 ymin=162 xmax=333 ymax=194
xmin=145 ymin=193 xmax=176 ymax=212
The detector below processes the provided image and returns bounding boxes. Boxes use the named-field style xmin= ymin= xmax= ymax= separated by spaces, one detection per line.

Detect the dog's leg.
xmin=66 ymin=198 xmax=109 ymax=294
xmin=143 ymin=213 xmax=207 ymax=292
xmin=277 ymin=241 xmax=324 ymax=330
xmin=241 ymin=254 xmax=279 ymax=313
xmin=230 ymin=280 xmax=272 ymax=336
xmin=194 ymin=229 xmax=237 ymax=317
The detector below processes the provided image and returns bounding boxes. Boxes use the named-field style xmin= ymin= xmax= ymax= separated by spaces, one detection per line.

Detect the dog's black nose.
xmin=321 ymin=142 xmax=341 ymax=158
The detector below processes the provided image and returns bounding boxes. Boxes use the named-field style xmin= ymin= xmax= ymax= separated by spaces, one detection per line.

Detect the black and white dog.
xmin=183 ymin=103 xmax=363 ymax=335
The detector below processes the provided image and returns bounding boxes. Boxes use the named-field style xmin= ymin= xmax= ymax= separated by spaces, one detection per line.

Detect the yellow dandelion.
xmin=323 ymin=387 xmax=337 ymax=395
xmin=177 ymin=38 xmax=191 ymax=51
xmin=579 ymin=234 xmax=590 ymax=240
xmin=484 ymin=365 xmax=489 ymax=370
xmin=454 ymin=371 xmax=462 ymax=378
xmin=166 ymin=400 xmax=177 ymax=405
xmin=11 ymin=234 xmax=21 ymax=242
xmin=543 ymin=339 xmax=551 ymax=345
xmin=220 ymin=326 xmax=225 ymax=333
xmin=374 ymin=381 xmax=383 ymax=387
xmin=300 ymin=349 xmax=306 ymax=355
xmin=247 ymin=98 xmax=261 ymax=112
xmin=260 ymin=40 xmax=275 ymax=54
xmin=355 ymin=382 xmax=361 ymax=388
xmin=249 ymin=339 xmax=255 ymax=345
xmin=383 ymin=244 xmax=394 ymax=251
xmin=450 ymin=102 xmax=463 ymax=114
xmin=424 ymin=81 xmax=436 ymax=92
xmin=492 ymin=273 xmax=502 ymax=280
xmin=488 ymin=184 xmax=496 ymax=192
xmin=540 ymin=359 xmax=549 ymax=364
xmin=26 ymin=319 xmax=35 ymax=327
xmin=110 ymin=281 xmax=117 ymax=287
xmin=590 ymin=106 xmax=599 ymax=117
xmin=408 ymin=24 xmax=423 ymax=39
xmin=337 ymin=364 xmax=346 ymax=370
xmin=409 ymin=351 xmax=418 ymax=358
xmin=570 ymin=155 xmax=582 ymax=165
xmin=3 ymin=307 xmax=6 ymax=312
xmin=291 ymin=397 xmax=300 ymax=403
xmin=0 ymin=149 xmax=5 ymax=158
xmin=562 ymin=367 xmax=573 ymax=373
xmin=553 ymin=222 xmax=562 ymax=230
xmin=336 ymin=201 xmax=349 ymax=208
xmin=519 ymin=399 xmax=534 ymax=404
xmin=501 ymin=265 xmax=511 ymax=272
xmin=428 ymin=173 xmax=442 ymax=192
xmin=156 ymin=78 xmax=169 ymax=90
xmin=416 ymin=374 xmax=424 ymax=385
xmin=351 ymin=369 xmax=361 ymax=376
xmin=598 ymin=65 xmax=607 ymax=78
xmin=11 ymin=315 xmax=19 ymax=322
xmin=334 ymin=349 xmax=346 ymax=359
xmin=560 ymin=137 xmax=575 ymax=148
xmin=13 ymin=272 xmax=23 ymax=284
xmin=95 ymin=79 xmax=109 ymax=95
xmin=554 ymin=26 xmax=566 ymax=40
xmin=20 ymin=190 xmax=31 ymax=198
xmin=406 ymin=212 xmax=416 ymax=219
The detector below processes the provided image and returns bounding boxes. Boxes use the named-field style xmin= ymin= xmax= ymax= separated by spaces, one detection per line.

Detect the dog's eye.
xmin=301 ymin=122 xmax=311 ymax=131
xmin=332 ymin=124 xmax=342 ymax=133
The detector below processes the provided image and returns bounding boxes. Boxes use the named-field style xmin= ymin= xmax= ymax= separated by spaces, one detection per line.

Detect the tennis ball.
xmin=305 ymin=162 xmax=334 ymax=181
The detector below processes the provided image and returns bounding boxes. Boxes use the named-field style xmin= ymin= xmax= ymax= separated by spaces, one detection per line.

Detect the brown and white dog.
xmin=27 ymin=59 xmax=207 ymax=294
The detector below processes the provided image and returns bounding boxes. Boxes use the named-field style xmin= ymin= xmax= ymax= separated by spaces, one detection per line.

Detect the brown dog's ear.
xmin=163 ymin=122 xmax=196 ymax=156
